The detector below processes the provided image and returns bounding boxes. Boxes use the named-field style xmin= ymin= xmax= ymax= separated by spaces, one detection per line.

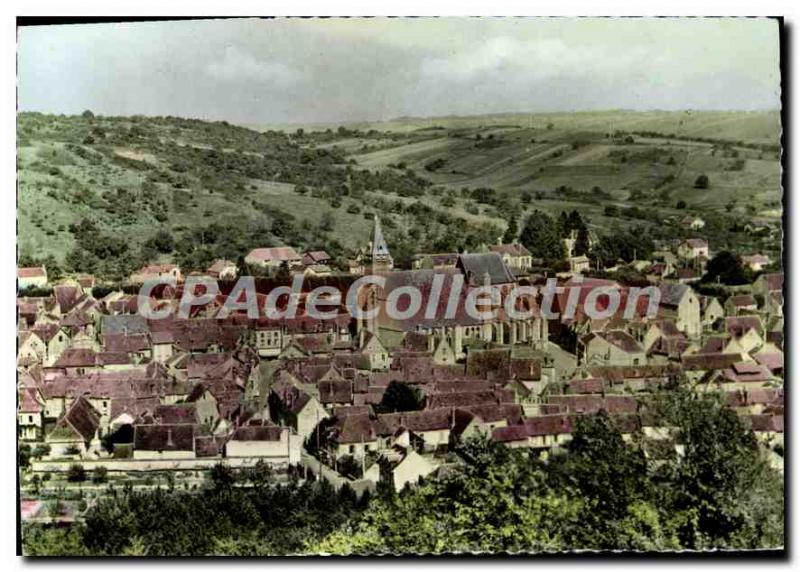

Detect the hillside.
xmin=17 ymin=110 xmax=782 ymax=281
xmin=254 ymin=109 xmax=781 ymax=145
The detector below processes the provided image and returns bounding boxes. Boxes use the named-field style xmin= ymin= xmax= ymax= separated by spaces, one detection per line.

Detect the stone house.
xmin=488 ymin=243 xmax=533 ymax=271
xmin=45 ymin=396 xmax=102 ymax=457
xmin=133 ymin=424 xmax=196 ymax=460
xmin=18 ymin=266 xmax=48 ymax=290
xmin=677 ymin=238 xmax=709 ymax=260
xmin=579 ymin=330 xmax=647 ymax=367
xmin=269 ymin=378 xmax=329 ymax=440
xmin=658 ymin=283 xmax=701 ymax=338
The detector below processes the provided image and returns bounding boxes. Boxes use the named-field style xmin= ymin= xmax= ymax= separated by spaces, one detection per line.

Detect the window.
xmin=28 ymin=415 xmax=33 ymax=423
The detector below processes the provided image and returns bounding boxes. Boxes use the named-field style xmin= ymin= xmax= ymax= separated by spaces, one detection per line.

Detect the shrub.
xmin=92 ymin=466 xmax=108 ymax=484
xmin=694 ymin=174 xmax=710 ymax=189
xmin=67 ymin=464 xmax=86 ymax=482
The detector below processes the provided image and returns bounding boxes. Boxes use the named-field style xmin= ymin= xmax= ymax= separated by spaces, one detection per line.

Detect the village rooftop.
xmin=137 ymin=274 xmax=662 ymax=323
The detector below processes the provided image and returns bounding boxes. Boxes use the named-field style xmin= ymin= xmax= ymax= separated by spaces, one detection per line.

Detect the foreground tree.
xmin=313 ymin=391 xmax=783 ymax=554
xmin=702 ymin=250 xmax=749 ymax=285
xmin=379 ymin=381 xmax=424 ymax=413
xmin=519 ymin=210 xmax=565 ymax=262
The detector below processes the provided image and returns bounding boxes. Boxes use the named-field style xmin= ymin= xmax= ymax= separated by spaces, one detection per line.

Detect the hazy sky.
xmin=18 ymin=17 xmax=781 ymax=125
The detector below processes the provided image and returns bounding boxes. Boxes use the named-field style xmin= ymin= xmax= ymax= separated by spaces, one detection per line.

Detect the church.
xmin=352 ymin=216 xmax=549 ymax=357
xmin=347 ymin=215 xmax=394 ymax=275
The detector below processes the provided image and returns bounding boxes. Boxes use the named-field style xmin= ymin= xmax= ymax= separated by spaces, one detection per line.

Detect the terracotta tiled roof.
xmin=207 ymin=259 xmax=236 ymax=275
xmin=754 ymin=352 xmax=784 ymax=372
xmin=134 ymin=424 xmax=195 ymax=451
xmin=194 ymin=435 xmax=223 ymax=457
xmin=332 ymin=405 xmax=372 ymax=417
xmin=725 ymin=316 xmax=763 ymax=338
xmin=55 ymin=396 xmax=101 ymax=442
xmin=757 ymin=273 xmax=783 ymax=292
xmin=103 ymin=333 xmax=151 ymax=353
xmin=231 ymin=424 xmax=283 ymax=441
xmin=460 ymin=403 xmax=523 ymax=425
xmin=719 ymin=362 xmax=774 ymax=384
xmin=727 ymin=294 xmax=757 ymax=308
xmin=53 ymin=349 xmax=98 ymax=368
xmin=333 ymin=413 xmax=378 ymax=444
xmin=18 ymin=266 xmax=46 ymax=279
xmin=489 ymin=243 xmax=532 ymax=257
xmin=319 ymin=379 xmax=352 ymax=404
xmin=53 ymin=285 xmax=83 ymax=314
xmin=303 ymin=250 xmax=331 ymax=265
xmin=245 ymin=247 xmax=301 ymax=264
xmin=682 ymin=353 xmax=743 ymax=371
xmin=491 ymin=414 xmax=573 ymax=442
xmin=546 ymin=394 xmax=638 ymax=415
xmin=582 ymin=330 xmax=643 ymax=354
xmin=19 ymin=388 xmax=42 ymax=413
xmin=377 ymin=409 xmax=454 ymax=436
xmin=153 ymin=403 xmax=198 ymax=425
xmin=683 ymin=238 xmax=708 ymax=249
xmin=426 ymin=390 xmax=499 ymax=409
xmin=698 ymin=336 xmax=726 ymax=354
xmin=741 ymin=414 xmax=784 ymax=433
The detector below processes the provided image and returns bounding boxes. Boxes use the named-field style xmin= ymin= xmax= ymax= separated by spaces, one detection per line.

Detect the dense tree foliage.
xmin=378 ymin=381 xmax=424 ymax=413
xmin=23 ymin=390 xmax=782 ymax=556
xmin=313 ymin=390 xmax=783 ymax=554
xmin=519 ymin=210 xmax=566 ymax=262
xmin=702 ymin=250 xmax=751 ymax=286
xmin=24 ymin=469 xmax=365 ymax=556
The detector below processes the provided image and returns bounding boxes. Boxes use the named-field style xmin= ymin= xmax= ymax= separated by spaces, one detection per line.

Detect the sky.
xmin=17 ymin=17 xmax=781 ymax=126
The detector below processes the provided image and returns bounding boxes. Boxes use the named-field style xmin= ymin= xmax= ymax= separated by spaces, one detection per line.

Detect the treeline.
xmin=23 ymin=463 xmax=369 ymax=556
xmin=624 ymin=129 xmax=780 ymax=153
xmin=23 ymin=390 xmax=783 ymax=556
xmin=315 ymin=390 xmax=783 ymax=554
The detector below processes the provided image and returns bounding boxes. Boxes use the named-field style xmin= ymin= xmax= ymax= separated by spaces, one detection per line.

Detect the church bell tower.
xmin=370 ymin=215 xmax=394 ymax=273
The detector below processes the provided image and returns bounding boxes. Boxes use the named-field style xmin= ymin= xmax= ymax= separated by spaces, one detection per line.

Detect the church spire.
xmin=371 ymin=215 xmax=393 ymax=272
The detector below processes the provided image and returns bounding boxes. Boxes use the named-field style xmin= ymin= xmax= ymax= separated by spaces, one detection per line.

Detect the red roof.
xmin=725 ymin=316 xmax=763 ymax=338
xmin=19 ymin=388 xmax=42 ymax=413
xmin=18 ymin=267 xmax=46 ymax=279
xmin=489 ymin=243 xmax=532 ymax=257
xmin=754 ymin=353 xmax=784 ymax=372
xmin=207 ymin=259 xmax=236 ymax=275
xmin=246 ymin=247 xmax=301 ymax=263
xmin=683 ymin=238 xmax=708 ymax=249
xmin=757 ymin=273 xmax=783 ymax=292
xmin=727 ymin=294 xmax=757 ymax=308
xmin=137 ymin=263 xmax=179 ymax=275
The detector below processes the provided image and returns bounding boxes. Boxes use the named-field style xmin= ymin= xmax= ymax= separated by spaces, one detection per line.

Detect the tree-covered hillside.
xmin=18 ymin=110 xmax=782 ymax=281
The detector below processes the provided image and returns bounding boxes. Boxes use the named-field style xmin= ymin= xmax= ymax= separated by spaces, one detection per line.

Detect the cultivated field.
xmin=17 ymin=109 xmax=782 ymax=278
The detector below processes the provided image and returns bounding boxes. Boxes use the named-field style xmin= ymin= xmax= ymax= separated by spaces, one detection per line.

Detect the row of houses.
xmin=17 ymin=219 xmax=784 ymax=489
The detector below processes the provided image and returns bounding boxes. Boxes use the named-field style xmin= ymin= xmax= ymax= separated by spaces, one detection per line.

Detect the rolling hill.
xmin=17 ymin=109 xmax=782 ymax=281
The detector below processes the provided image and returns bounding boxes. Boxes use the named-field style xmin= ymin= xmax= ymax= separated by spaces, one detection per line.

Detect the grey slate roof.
xmin=658 ymin=283 xmax=689 ymax=307
xmin=457 ymin=253 xmax=516 ymax=286
xmin=101 ymin=314 xmax=149 ymax=335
